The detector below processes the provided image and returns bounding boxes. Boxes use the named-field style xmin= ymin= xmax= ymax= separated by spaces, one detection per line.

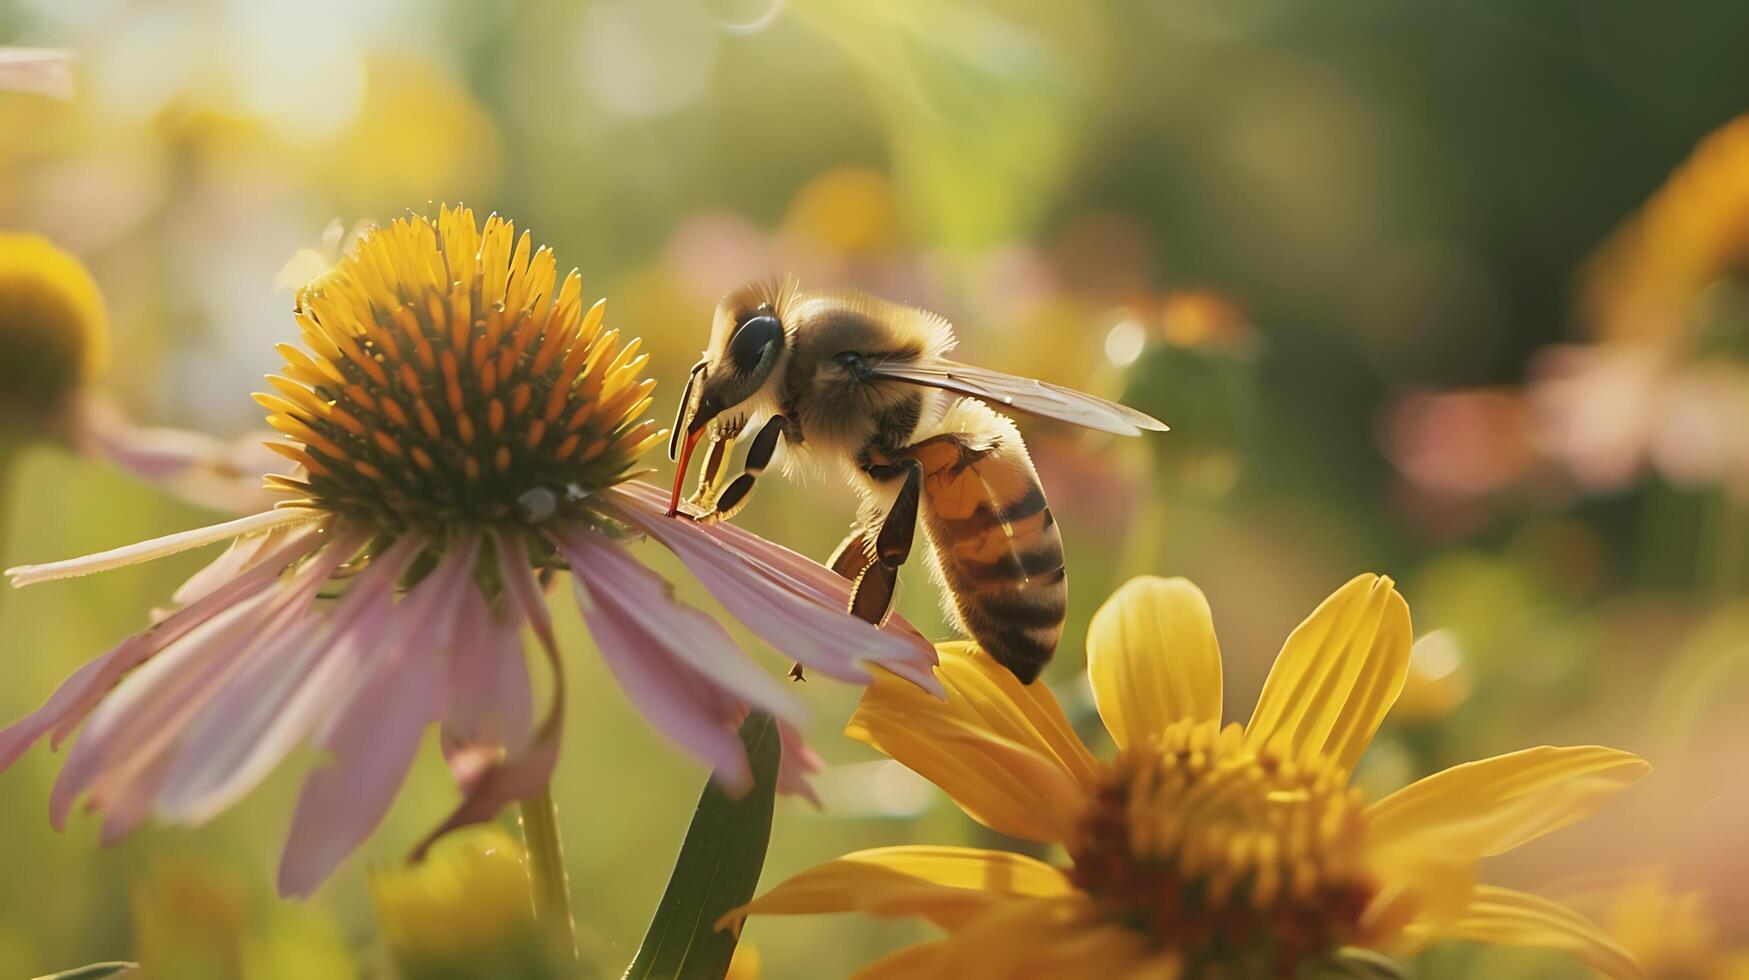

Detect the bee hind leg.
xmin=794 ymin=524 xmax=879 ymax=682
xmin=827 ymin=525 xmax=877 ymax=580
xmin=847 ymin=458 xmax=922 ymax=627
xmin=790 ymin=461 xmax=922 ymax=683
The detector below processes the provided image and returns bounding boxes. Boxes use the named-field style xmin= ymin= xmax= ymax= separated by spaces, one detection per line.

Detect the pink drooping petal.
xmin=98 ymin=752 xmax=173 ymax=846
xmin=277 ymin=537 xmax=479 ymax=897
xmin=153 ymin=534 xmax=427 ymax=825
xmin=6 ymin=507 xmax=317 ymax=587
xmin=604 ymin=483 xmax=940 ymax=691
xmin=439 ymin=585 xmax=534 ymax=793
xmin=414 ymin=619 xmax=565 ymax=862
xmin=171 ymin=526 xmax=295 ymax=606
xmin=0 ymin=525 xmax=326 ymax=774
xmin=495 ymin=531 xmax=555 ymax=650
xmin=67 ymin=588 xmax=304 ymax=833
xmin=312 ymin=532 xmax=480 ymax=746
xmin=610 ymin=482 xmax=931 ymax=653
xmin=57 ymin=530 xmax=363 ymax=831
xmin=0 ymin=47 xmax=73 ymax=99
xmin=777 ymin=718 xmax=825 ymax=808
xmin=556 ymin=526 xmax=806 ymax=727
xmin=277 ymin=655 xmax=444 ymax=898
xmin=75 ymin=397 xmax=287 ymax=514
xmin=611 ymin=481 xmax=933 ymax=642
xmin=561 ymin=529 xmax=792 ymax=792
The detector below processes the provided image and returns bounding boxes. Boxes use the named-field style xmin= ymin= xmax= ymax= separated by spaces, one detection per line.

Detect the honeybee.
xmin=668 ymin=280 xmax=1166 ymax=683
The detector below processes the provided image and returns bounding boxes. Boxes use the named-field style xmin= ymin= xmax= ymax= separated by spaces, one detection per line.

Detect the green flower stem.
xmin=0 ymin=427 xmax=23 ymax=602
xmin=518 ymin=787 xmax=578 ymax=960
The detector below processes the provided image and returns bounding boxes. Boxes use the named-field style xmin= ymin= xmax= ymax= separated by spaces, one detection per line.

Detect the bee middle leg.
xmin=697 ymin=414 xmax=787 ymax=524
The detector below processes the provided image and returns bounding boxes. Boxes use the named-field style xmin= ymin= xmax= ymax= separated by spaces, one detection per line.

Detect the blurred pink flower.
xmin=1532 ymin=345 xmax=1749 ymax=500
xmin=73 ymin=397 xmax=289 ymax=513
xmin=1533 ymin=115 xmax=1749 ymax=501
xmin=0 ymin=48 xmax=73 ymax=100
xmin=1385 ymin=116 xmax=1749 ymax=512
xmin=0 ymin=207 xmax=937 ymax=896
xmin=1383 ymin=388 xmax=1541 ymax=499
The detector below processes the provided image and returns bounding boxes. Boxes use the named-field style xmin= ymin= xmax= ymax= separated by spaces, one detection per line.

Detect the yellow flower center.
xmin=260 ymin=206 xmax=662 ymax=531
xmin=1068 ymin=720 xmax=1376 ymax=976
xmin=0 ymin=232 xmax=107 ymax=429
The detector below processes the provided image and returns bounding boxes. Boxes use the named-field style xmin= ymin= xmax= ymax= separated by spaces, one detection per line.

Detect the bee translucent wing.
xmin=867 ymin=359 xmax=1168 ymax=436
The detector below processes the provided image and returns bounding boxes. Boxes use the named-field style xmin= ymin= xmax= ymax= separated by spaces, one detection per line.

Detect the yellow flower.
xmin=782 ymin=166 xmax=901 ymax=255
xmin=0 ymin=231 xmax=107 ymax=431
xmin=1600 ymin=873 xmax=1749 ymax=980
xmin=370 ymin=825 xmax=566 ymax=980
xmin=1582 ymin=114 xmax=1749 ymax=348
xmin=729 ymin=574 xmax=1650 ymax=979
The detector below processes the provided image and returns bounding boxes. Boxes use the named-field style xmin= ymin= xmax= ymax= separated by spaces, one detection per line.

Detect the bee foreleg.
xmin=685 ymin=431 xmax=735 ymax=510
xmin=699 ymin=414 xmax=787 ymax=525
xmin=847 ymin=458 xmax=922 ymax=627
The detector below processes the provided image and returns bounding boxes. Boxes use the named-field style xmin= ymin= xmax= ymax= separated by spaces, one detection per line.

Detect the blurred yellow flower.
xmin=370 ymin=825 xmax=565 ymax=980
xmin=724 ymin=941 xmax=762 ymax=980
xmin=1599 ymin=873 xmax=1749 ymax=980
xmin=321 ymin=55 xmax=500 ymax=214
xmin=729 ymin=574 xmax=1650 ymax=979
xmin=132 ymin=859 xmax=248 ymax=980
xmin=0 ymin=231 xmax=107 ymax=432
xmin=782 ymin=166 xmax=901 ymax=255
xmin=1583 ymin=115 xmax=1749 ymax=348
xmin=1390 ymin=629 xmax=1473 ymax=723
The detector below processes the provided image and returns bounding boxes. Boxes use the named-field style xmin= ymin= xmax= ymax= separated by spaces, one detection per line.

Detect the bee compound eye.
xmin=727 ymin=314 xmax=783 ymax=372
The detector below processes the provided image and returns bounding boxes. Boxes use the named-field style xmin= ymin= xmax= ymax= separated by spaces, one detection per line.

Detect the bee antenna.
xmin=669 ymin=358 xmax=708 ymax=460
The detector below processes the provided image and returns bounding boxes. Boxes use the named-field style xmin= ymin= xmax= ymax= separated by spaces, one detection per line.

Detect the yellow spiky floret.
xmin=260 ymin=206 xmax=662 ymax=530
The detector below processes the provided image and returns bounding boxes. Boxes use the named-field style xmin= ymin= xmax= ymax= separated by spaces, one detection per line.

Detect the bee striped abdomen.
xmin=909 ymin=406 xmax=1067 ymax=683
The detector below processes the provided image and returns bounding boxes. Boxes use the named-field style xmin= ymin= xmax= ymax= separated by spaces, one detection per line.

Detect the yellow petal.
xmin=858 ymin=941 xmax=953 ymax=980
xmin=865 ymin=896 xmax=1157 ymax=980
xmin=1087 ymin=577 xmax=1222 ymax=748
xmin=851 ymin=704 xmax=1089 ymax=843
xmin=1245 ymin=573 xmax=1411 ymax=770
xmin=1406 ymin=885 xmax=1645 ymax=980
xmin=1368 ymin=745 xmax=1651 ymax=858
xmin=723 ymin=846 xmax=1073 ymax=933
xmin=932 ymin=642 xmax=1102 ymax=787
xmin=848 ymin=645 xmax=1099 ymax=843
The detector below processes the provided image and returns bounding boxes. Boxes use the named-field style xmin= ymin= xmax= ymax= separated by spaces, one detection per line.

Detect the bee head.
xmin=666 ymin=282 xmax=792 ymax=513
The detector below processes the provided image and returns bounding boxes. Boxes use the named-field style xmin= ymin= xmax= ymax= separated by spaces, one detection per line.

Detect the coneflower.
xmin=1 ymin=205 xmax=938 ymax=897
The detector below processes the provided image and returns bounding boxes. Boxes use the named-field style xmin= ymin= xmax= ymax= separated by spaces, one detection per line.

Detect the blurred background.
xmin=2 ymin=0 xmax=1747 ymax=976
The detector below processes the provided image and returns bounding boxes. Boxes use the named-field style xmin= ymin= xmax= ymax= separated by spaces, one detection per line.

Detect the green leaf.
xmin=31 ymin=964 xmax=139 ymax=980
xmin=624 ymin=712 xmax=782 ymax=980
